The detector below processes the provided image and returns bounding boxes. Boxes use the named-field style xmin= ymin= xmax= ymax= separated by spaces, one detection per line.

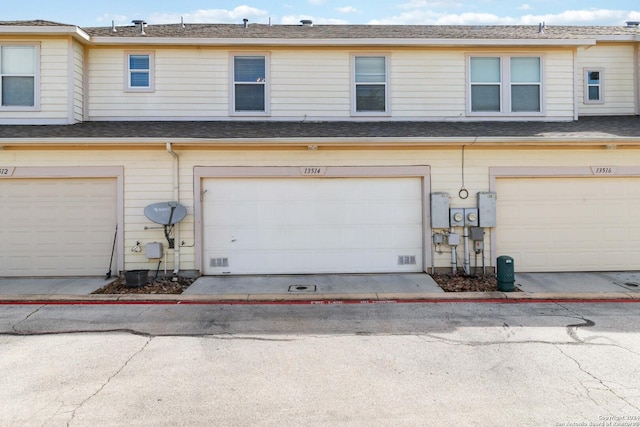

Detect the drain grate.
xmin=288 ymin=285 xmax=317 ymax=292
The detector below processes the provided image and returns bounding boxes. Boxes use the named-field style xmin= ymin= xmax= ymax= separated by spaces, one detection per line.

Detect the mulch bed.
xmin=431 ymin=273 xmax=502 ymax=292
xmin=92 ymin=276 xmax=196 ymax=294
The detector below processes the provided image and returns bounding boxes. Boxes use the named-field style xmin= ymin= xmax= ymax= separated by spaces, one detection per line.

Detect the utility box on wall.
xmin=430 ymin=192 xmax=450 ymax=228
xmin=146 ymin=242 xmax=163 ymax=259
xmin=478 ymin=192 xmax=497 ymax=227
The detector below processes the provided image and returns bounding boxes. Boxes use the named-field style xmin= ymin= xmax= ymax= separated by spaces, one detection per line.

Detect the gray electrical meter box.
xmin=430 ymin=192 xmax=450 ymax=228
xmin=478 ymin=192 xmax=497 ymax=227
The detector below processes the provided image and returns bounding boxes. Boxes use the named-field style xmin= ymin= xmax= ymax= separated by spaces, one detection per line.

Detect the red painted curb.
xmin=0 ymin=298 xmax=638 ymax=305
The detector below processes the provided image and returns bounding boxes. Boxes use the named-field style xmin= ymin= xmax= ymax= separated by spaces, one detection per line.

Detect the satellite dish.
xmin=144 ymin=202 xmax=187 ymax=225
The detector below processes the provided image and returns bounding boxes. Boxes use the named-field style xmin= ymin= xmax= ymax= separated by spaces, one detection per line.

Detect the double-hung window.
xmin=233 ymin=55 xmax=268 ymax=114
xmin=0 ymin=45 xmax=37 ymax=108
xmin=584 ymin=69 xmax=604 ymax=103
xmin=353 ymin=55 xmax=388 ymax=115
xmin=126 ymin=52 xmax=154 ymax=92
xmin=469 ymin=55 xmax=542 ymax=115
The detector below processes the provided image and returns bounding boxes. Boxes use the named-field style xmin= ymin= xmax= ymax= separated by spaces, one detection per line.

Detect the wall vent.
xmin=210 ymin=257 xmax=229 ymax=268
xmin=397 ymin=255 xmax=417 ymax=265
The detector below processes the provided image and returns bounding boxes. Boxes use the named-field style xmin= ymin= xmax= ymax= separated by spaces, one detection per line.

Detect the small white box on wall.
xmin=146 ymin=242 xmax=163 ymax=259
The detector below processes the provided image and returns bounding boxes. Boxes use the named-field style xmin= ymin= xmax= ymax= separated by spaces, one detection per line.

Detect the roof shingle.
xmin=1 ymin=117 xmax=638 ymax=140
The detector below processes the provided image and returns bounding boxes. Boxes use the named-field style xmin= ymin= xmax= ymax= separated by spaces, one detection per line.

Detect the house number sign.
xmin=590 ymin=166 xmax=617 ymax=175
xmin=0 ymin=167 xmax=15 ymax=177
xmin=299 ymin=167 xmax=327 ymax=176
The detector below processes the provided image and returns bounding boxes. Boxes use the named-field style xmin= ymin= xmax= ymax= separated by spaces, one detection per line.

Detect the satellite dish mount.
xmin=144 ymin=201 xmax=187 ymax=248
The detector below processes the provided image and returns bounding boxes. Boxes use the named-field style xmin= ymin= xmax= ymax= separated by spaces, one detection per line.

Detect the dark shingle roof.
xmin=82 ymin=23 xmax=640 ymax=40
xmin=1 ymin=117 xmax=638 ymax=141
xmin=0 ymin=19 xmax=75 ymax=27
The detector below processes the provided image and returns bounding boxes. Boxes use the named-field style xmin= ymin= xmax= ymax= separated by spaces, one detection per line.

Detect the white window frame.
xmin=230 ymin=53 xmax=270 ymax=116
xmin=0 ymin=43 xmax=40 ymax=111
xmin=125 ymin=51 xmax=154 ymax=92
xmin=583 ymin=68 xmax=604 ymax=104
xmin=351 ymin=54 xmax=390 ymax=116
xmin=467 ymin=54 xmax=544 ymax=117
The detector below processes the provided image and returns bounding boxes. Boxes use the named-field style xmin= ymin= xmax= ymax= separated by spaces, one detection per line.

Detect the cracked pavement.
xmin=0 ymin=302 xmax=639 ymax=426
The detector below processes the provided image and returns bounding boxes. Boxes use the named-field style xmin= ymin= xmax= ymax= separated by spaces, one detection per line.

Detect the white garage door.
xmin=0 ymin=178 xmax=117 ymax=277
xmin=496 ymin=177 xmax=640 ymax=272
xmin=202 ymin=178 xmax=424 ymax=275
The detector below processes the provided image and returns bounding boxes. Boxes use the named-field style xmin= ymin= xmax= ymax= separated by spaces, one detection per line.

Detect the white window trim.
xmin=229 ymin=52 xmax=270 ymax=117
xmin=583 ymin=68 xmax=604 ymax=104
xmin=0 ymin=43 xmax=40 ymax=111
xmin=124 ymin=51 xmax=154 ymax=93
xmin=350 ymin=53 xmax=391 ymax=117
xmin=466 ymin=54 xmax=545 ymax=117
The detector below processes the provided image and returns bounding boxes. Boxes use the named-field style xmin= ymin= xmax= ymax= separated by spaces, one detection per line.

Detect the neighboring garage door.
xmin=0 ymin=178 xmax=117 ymax=277
xmin=202 ymin=177 xmax=424 ymax=275
xmin=496 ymin=177 xmax=640 ymax=272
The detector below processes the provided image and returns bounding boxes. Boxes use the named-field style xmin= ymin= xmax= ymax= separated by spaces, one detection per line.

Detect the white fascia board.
xmin=0 ymin=26 xmax=91 ymax=42
xmin=89 ymin=36 xmax=596 ymax=47
xmin=591 ymin=35 xmax=640 ymax=42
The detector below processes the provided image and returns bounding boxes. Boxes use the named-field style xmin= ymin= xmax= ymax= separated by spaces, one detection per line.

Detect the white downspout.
xmin=166 ymin=142 xmax=180 ymax=275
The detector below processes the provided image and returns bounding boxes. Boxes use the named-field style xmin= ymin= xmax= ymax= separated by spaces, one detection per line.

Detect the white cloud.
xmin=337 ymin=6 xmax=360 ymax=14
xmin=96 ymin=14 xmax=128 ymax=24
xmin=398 ymin=0 xmax=461 ymax=8
xmin=308 ymin=0 xmax=327 ymax=4
xmin=368 ymin=8 xmax=640 ymax=26
xmin=148 ymin=6 xmax=268 ymax=25
xmin=281 ymin=15 xmax=349 ymax=25
xmin=519 ymin=4 xmax=532 ymax=11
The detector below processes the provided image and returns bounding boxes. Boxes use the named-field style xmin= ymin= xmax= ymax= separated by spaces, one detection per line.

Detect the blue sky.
xmin=4 ymin=0 xmax=640 ymax=27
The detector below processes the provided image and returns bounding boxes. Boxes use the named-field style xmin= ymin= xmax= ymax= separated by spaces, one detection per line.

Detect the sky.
xmin=3 ymin=0 xmax=640 ymax=27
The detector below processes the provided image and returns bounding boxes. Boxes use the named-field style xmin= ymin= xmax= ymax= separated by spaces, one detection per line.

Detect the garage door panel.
xmin=497 ymin=177 xmax=640 ymax=272
xmin=0 ymin=178 xmax=117 ymax=277
xmin=203 ymin=177 xmax=423 ymax=275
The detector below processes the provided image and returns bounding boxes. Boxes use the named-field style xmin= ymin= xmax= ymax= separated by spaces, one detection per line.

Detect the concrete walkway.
xmin=0 ymin=272 xmax=639 ymax=302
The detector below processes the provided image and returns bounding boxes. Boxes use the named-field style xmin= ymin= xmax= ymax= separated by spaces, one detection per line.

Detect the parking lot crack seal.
xmin=66 ymin=336 xmax=152 ymax=426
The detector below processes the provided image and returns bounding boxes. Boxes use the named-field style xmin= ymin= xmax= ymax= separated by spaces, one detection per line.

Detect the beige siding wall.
xmin=271 ymin=49 xmax=351 ymax=118
xmin=392 ymin=49 xmax=466 ymax=117
xmin=39 ymin=39 xmax=71 ymax=121
xmin=576 ymin=44 xmax=637 ymax=115
xmin=87 ymin=46 xmax=578 ymax=121
xmin=544 ymin=50 xmax=576 ymax=118
xmin=7 ymin=146 xmax=640 ymax=271
xmin=72 ymin=40 xmax=84 ymax=123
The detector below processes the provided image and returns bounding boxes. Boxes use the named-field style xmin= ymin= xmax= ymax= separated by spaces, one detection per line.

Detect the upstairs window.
xmin=353 ymin=55 xmax=388 ymax=114
xmin=469 ymin=55 xmax=542 ymax=115
xmin=0 ymin=45 xmax=37 ymax=108
xmin=584 ymin=69 xmax=604 ymax=103
xmin=233 ymin=55 xmax=268 ymax=114
xmin=126 ymin=52 xmax=154 ymax=92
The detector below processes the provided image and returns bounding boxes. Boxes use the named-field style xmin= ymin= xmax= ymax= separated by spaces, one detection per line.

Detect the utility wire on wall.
xmin=459 ymin=145 xmax=468 ymax=199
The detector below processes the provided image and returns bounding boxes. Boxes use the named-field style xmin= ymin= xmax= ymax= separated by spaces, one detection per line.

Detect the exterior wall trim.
xmin=193 ymin=165 xmax=431 ymax=274
xmin=3 ymin=166 xmax=125 ymax=274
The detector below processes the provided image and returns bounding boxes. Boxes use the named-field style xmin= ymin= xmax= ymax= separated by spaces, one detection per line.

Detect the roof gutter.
xmin=2 ymin=136 xmax=640 ymax=148
xmin=87 ymin=37 xmax=597 ymax=47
